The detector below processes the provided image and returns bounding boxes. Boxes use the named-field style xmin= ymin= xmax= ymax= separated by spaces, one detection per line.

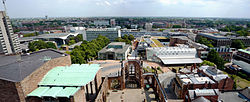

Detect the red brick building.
xmin=172 ymin=73 xmax=217 ymax=99
xmin=0 ymin=49 xmax=71 ymax=102
xmin=198 ymin=66 xmax=234 ymax=90
xmin=185 ymin=89 xmax=219 ymax=102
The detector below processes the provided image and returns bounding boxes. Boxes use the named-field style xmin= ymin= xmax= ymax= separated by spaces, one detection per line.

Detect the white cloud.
xmin=104 ymin=1 xmax=111 ymax=6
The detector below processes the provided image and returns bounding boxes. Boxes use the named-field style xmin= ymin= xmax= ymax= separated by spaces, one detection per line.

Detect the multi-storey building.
xmin=196 ymin=33 xmax=231 ymax=47
xmin=234 ymin=49 xmax=250 ymax=63
xmin=86 ymin=28 xmax=121 ymax=41
xmin=145 ymin=23 xmax=153 ymax=31
xmin=110 ymin=19 xmax=116 ymax=27
xmin=230 ymin=36 xmax=250 ymax=47
xmin=197 ymin=66 xmax=234 ymax=90
xmin=209 ymin=47 xmax=233 ymax=62
xmin=98 ymin=42 xmax=131 ymax=60
xmin=94 ymin=20 xmax=109 ymax=26
xmin=0 ymin=11 xmax=21 ymax=54
xmin=0 ymin=49 xmax=71 ymax=102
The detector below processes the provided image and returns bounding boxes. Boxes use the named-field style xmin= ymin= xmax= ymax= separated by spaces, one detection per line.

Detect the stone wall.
xmin=73 ymin=87 xmax=86 ymax=102
xmin=0 ymin=79 xmax=20 ymax=102
xmin=19 ymin=55 xmax=71 ymax=102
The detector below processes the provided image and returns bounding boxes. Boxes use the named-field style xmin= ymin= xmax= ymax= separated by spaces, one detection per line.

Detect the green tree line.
xmin=70 ymin=35 xmax=110 ymax=64
xmin=28 ymin=40 xmax=57 ymax=52
xmin=115 ymin=34 xmax=135 ymax=44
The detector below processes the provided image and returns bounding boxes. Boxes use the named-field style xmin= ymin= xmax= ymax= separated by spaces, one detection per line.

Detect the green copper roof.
xmin=27 ymin=64 xmax=100 ymax=98
xmin=42 ymin=87 xmax=63 ymax=97
xmin=56 ymin=87 xmax=80 ymax=97
xmin=239 ymin=49 xmax=250 ymax=55
xmin=27 ymin=87 xmax=50 ymax=97
xmin=39 ymin=64 xmax=101 ymax=86
xmin=27 ymin=87 xmax=80 ymax=98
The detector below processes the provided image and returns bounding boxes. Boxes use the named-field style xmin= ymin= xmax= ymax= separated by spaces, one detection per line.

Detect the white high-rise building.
xmin=110 ymin=19 xmax=116 ymax=27
xmin=145 ymin=23 xmax=153 ymax=31
xmin=0 ymin=11 xmax=21 ymax=54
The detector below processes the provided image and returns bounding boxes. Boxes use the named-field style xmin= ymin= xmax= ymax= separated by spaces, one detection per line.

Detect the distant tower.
xmin=182 ymin=20 xmax=187 ymax=28
xmin=0 ymin=1 xmax=21 ymax=54
xmin=110 ymin=19 xmax=116 ymax=27
xmin=145 ymin=23 xmax=153 ymax=31
xmin=45 ymin=15 xmax=48 ymax=20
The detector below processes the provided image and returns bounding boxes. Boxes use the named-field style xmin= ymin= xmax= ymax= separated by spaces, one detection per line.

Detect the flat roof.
xmin=160 ymin=58 xmax=203 ymax=65
xmin=0 ymin=49 xmax=67 ymax=82
xmin=238 ymin=49 xmax=250 ymax=55
xmin=39 ymin=64 xmax=101 ymax=86
xmin=199 ymin=66 xmax=230 ymax=81
xmin=199 ymin=33 xmax=229 ymax=40
xmin=188 ymin=89 xmax=219 ymax=100
xmin=98 ymin=43 xmax=130 ymax=54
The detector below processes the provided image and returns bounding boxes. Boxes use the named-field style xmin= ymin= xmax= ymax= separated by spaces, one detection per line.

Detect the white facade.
xmin=86 ymin=28 xmax=121 ymax=41
xmin=94 ymin=20 xmax=109 ymax=26
xmin=145 ymin=23 xmax=153 ymax=31
xmin=0 ymin=11 xmax=21 ymax=54
xmin=110 ymin=19 xmax=116 ymax=27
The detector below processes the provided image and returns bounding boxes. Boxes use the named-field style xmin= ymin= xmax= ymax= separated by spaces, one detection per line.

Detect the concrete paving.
xmin=107 ymin=89 xmax=146 ymax=102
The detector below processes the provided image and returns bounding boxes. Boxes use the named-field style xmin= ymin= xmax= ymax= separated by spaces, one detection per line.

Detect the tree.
xmin=28 ymin=40 xmax=57 ymax=52
xmin=207 ymin=49 xmax=225 ymax=70
xmin=231 ymin=40 xmax=245 ymax=49
xmin=172 ymin=25 xmax=182 ymax=28
xmin=69 ymin=40 xmax=76 ymax=45
xmin=198 ymin=37 xmax=214 ymax=47
xmin=200 ymin=60 xmax=216 ymax=66
xmin=70 ymin=35 xmax=110 ymax=64
xmin=46 ymin=42 xmax=57 ymax=49
xmin=128 ymin=34 xmax=135 ymax=41
xmin=116 ymin=35 xmax=134 ymax=44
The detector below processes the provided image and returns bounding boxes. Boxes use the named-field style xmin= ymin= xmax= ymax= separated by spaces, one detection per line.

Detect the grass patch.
xmin=150 ymin=44 xmax=157 ymax=47
xmin=223 ymin=71 xmax=250 ymax=88
xmin=155 ymin=36 xmax=167 ymax=39
xmin=152 ymin=39 xmax=164 ymax=47
xmin=234 ymin=76 xmax=250 ymax=88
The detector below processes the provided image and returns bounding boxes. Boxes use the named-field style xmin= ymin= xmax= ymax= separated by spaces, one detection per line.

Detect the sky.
xmin=1 ymin=0 xmax=250 ymax=18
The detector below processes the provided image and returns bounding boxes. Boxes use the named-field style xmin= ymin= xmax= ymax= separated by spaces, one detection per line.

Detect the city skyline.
xmin=1 ymin=0 xmax=250 ymax=18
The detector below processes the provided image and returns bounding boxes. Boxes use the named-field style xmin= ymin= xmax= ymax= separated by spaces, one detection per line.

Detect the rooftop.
xmin=238 ymin=49 xmax=250 ymax=55
xmin=209 ymin=47 xmax=232 ymax=52
xmin=28 ymin=87 xmax=80 ymax=98
xmin=86 ymin=28 xmax=118 ymax=31
xmin=177 ymin=74 xmax=215 ymax=84
xmin=99 ymin=42 xmax=130 ymax=54
xmin=28 ymin=64 xmax=101 ymax=98
xmin=39 ymin=64 xmax=101 ymax=86
xmin=0 ymin=49 xmax=67 ymax=82
xmin=199 ymin=66 xmax=229 ymax=82
xmin=188 ymin=89 xmax=219 ymax=100
xmin=199 ymin=33 xmax=229 ymax=40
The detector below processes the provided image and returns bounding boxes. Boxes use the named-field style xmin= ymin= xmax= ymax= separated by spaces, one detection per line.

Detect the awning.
xmin=160 ymin=58 xmax=203 ymax=65
xmin=27 ymin=87 xmax=80 ymax=98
